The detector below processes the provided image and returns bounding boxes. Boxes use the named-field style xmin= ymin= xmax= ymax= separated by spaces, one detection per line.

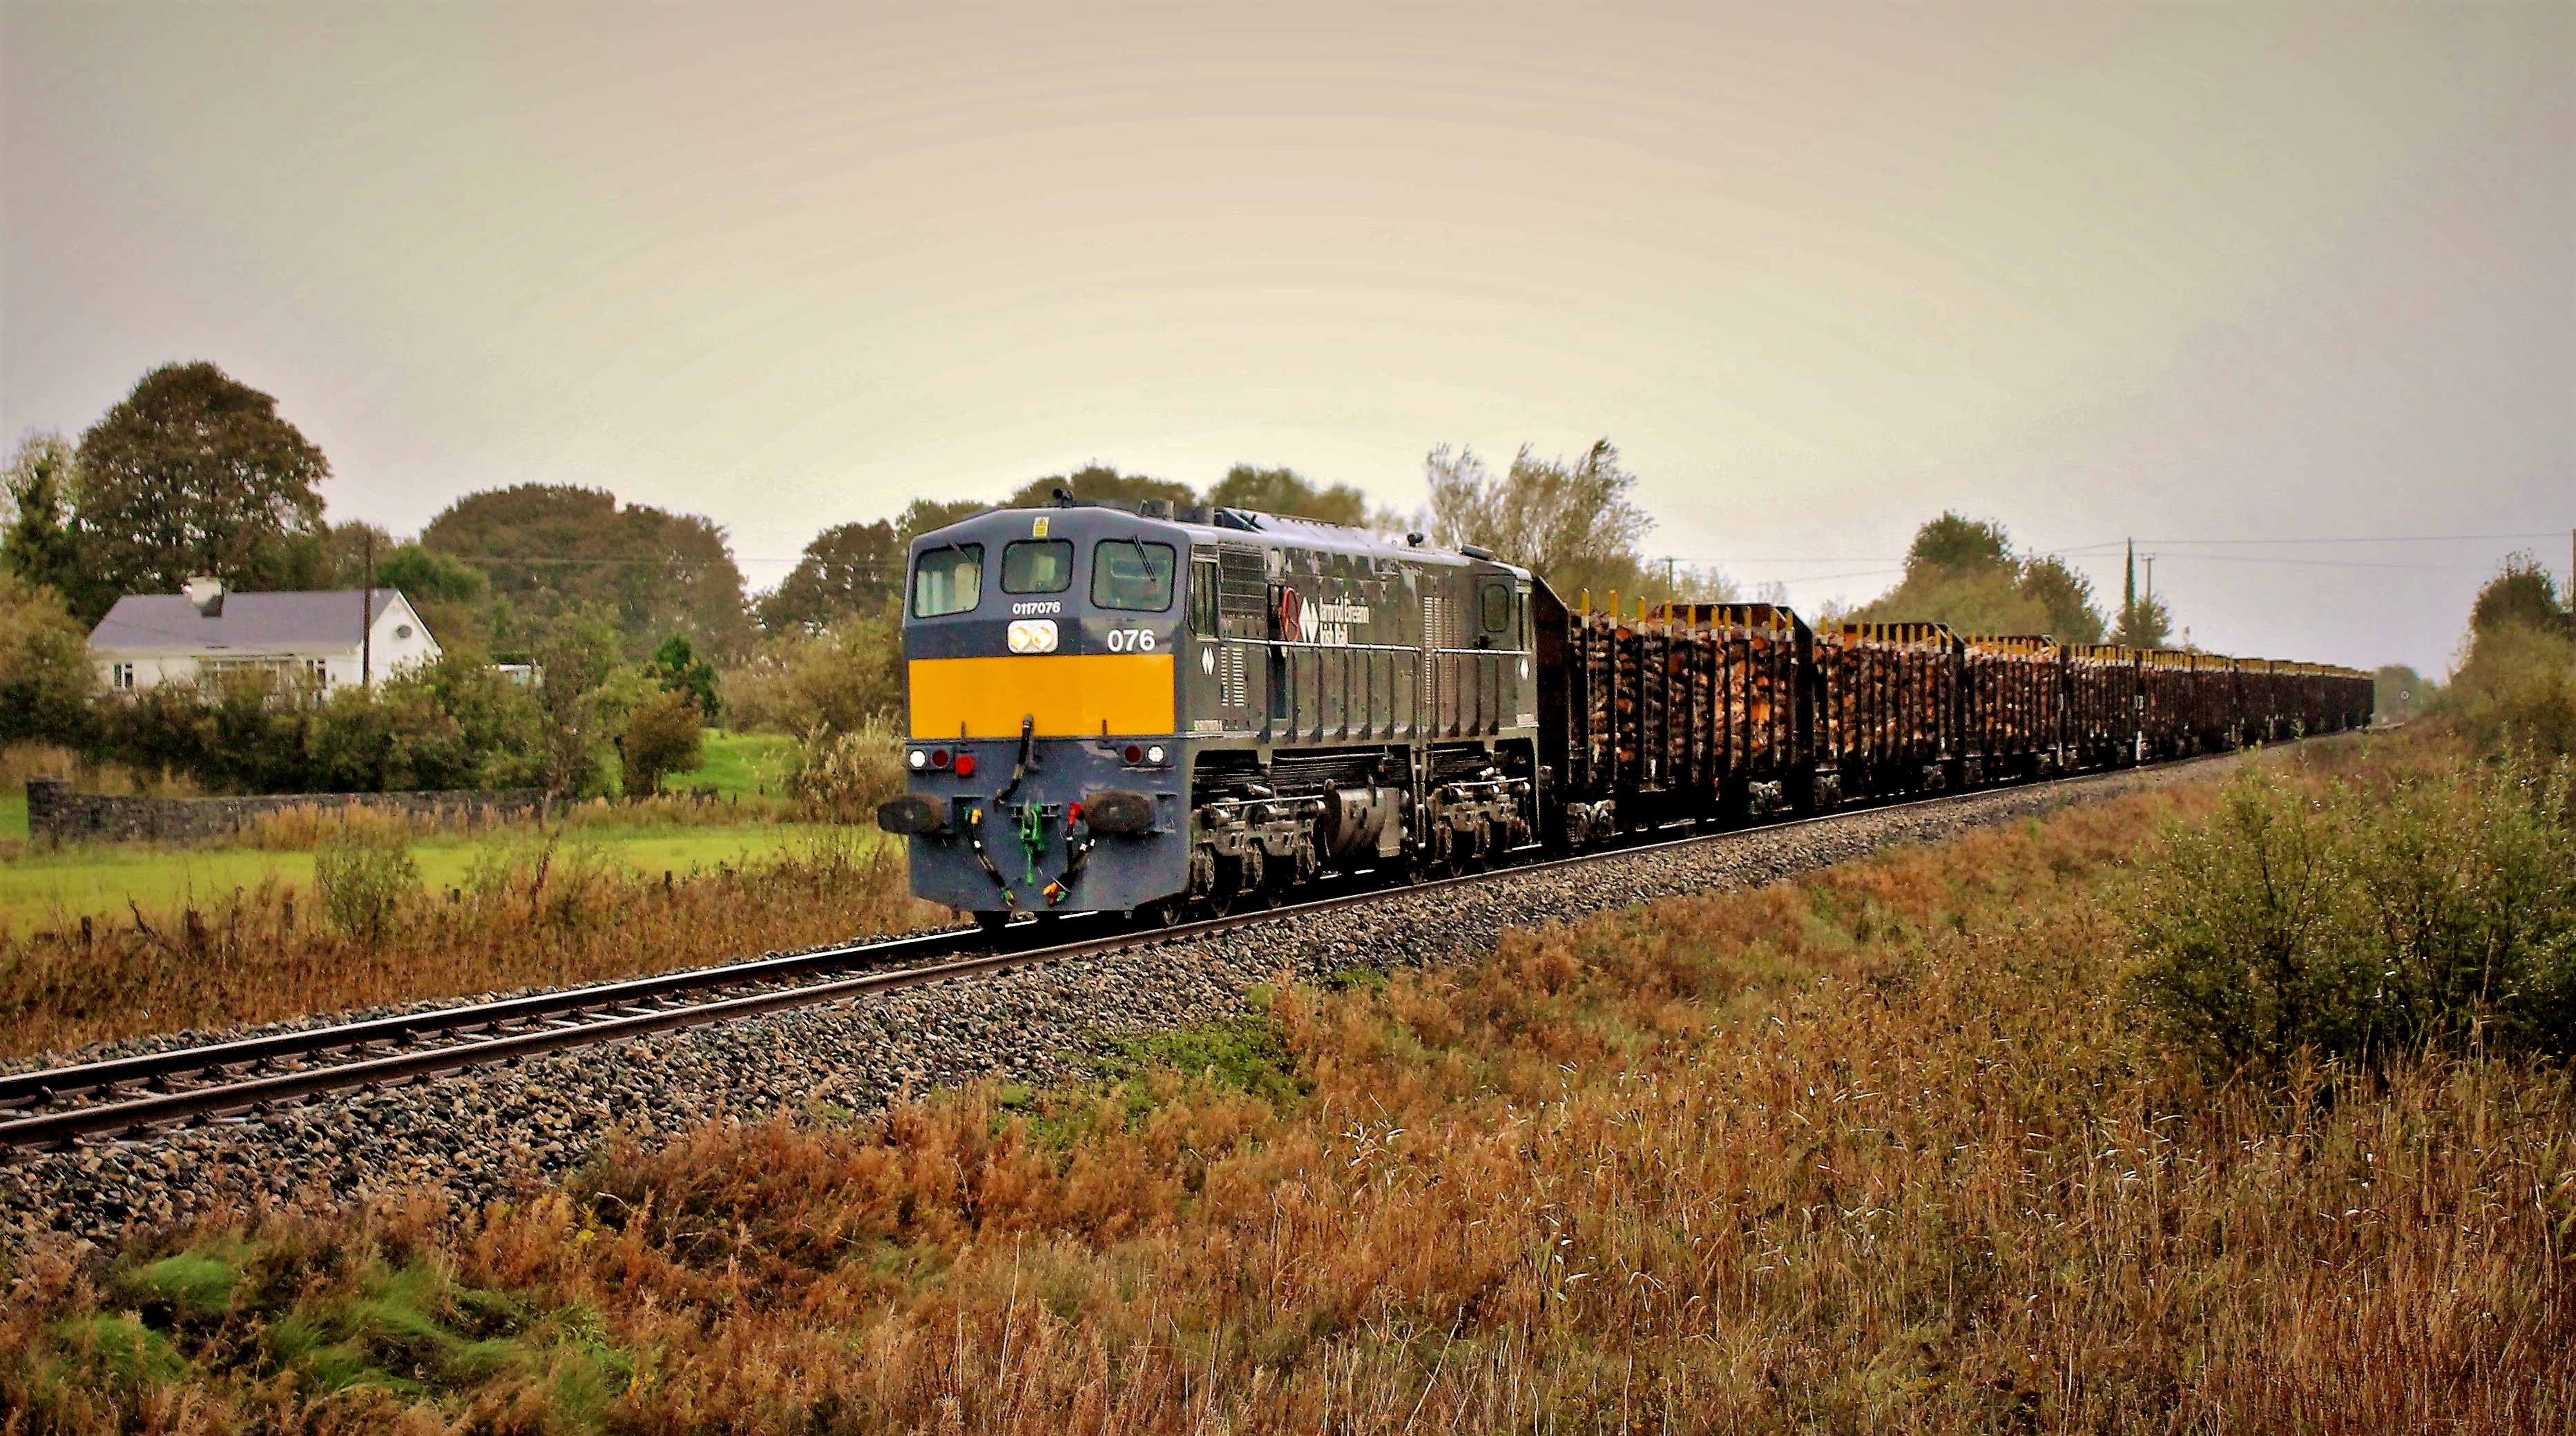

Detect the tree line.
xmin=4 ymin=359 xmax=2198 ymax=798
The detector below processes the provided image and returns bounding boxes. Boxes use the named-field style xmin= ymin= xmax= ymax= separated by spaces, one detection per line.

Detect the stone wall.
xmin=24 ymin=777 xmax=553 ymax=845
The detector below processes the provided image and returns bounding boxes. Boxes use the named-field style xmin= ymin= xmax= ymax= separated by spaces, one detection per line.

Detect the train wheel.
xmin=1240 ymin=848 xmax=1276 ymax=909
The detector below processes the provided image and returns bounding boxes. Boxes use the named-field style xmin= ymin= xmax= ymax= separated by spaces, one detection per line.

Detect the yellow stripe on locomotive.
xmin=907 ymin=653 xmax=1176 ymax=739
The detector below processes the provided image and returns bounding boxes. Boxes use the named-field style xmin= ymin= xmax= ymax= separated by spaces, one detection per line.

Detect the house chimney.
xmin=182 ymin=575 xmax=225 ymax=615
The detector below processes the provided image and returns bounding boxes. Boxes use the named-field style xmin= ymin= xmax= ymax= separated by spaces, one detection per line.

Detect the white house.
xmin=89 ymin=578 xmax=442 ymax=694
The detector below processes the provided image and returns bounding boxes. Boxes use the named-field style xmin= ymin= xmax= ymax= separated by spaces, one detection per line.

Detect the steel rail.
xmin=0 ymin=927 xmax=996 ymax=1111
xmin=0 ymin=746 xmax=2267 ymax=1152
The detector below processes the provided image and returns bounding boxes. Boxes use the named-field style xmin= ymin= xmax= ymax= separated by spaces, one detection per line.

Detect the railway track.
xmin=0 ymin=752 xmax=2253 ymax=1153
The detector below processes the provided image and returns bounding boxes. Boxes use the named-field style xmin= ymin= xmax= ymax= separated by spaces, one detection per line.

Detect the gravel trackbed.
xmin=0 ymin=755 xmax=2242 ymax=1254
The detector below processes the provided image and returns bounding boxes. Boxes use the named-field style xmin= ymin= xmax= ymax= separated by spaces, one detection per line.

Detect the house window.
xmin=306 ymin=658 xmax=330 ymax=686
xmin=394 ymin=624 xmax=413 ymax=640
xmin=110 ymin=662 xmax=135 ymax=691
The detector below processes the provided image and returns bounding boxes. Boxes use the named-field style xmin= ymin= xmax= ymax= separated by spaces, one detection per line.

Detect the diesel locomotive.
xmin=876 ymin=493 xmax=2374 ymax=926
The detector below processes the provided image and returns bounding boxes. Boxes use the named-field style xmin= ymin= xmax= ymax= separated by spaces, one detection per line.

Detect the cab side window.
xmin=1189 ymin=559 xmax=1221 ymax=635
xmin=1481 ymin=582 xmax=1512 ymax=634
xmin=1092 ymin=540 xmax=1176 ymax=611
xmin=1002 ymin=539 xmax=1074 ymax=593
xmin=912 ymin=544 xmax=984 ymax=618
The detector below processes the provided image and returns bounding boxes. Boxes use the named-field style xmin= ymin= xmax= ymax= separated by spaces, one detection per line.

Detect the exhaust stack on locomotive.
xmin=882 ymin=492 xmax=2376 ymax=928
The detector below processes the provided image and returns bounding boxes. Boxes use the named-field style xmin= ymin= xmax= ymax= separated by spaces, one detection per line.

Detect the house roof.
xmin=89 ymin=589 xmax=421 ymax=655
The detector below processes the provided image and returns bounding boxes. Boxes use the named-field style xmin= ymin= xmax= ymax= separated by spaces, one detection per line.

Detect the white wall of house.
xmin=93 ymin=592 xmax=443 ymax=694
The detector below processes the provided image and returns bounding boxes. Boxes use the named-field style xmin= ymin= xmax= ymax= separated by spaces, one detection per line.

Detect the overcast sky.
xmin=5 ymin=2 xmax=2570 ymax=676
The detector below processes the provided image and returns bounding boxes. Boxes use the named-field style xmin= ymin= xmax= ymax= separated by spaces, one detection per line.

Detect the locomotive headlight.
xmin=1146 ymin=745 xmax=1166 ymax=765
xmin=1006 ymin=619 xmax=1059 ymax=654
xmin=907 ymin=749 xmax=930 ymax=770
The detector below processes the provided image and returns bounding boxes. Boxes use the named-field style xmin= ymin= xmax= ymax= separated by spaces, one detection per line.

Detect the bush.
xmin=2441 ymin=621 xmax=2576 ymax=759
xmin=2439 ymin=555 xmax=2576 ymax=758
xmin=619 ymin=689 xmax=705 ymax=797
xmin=0 ymin=570 xmax=95 ymax=746
xmin=312 ymin=817 xmax=420 ymax=942
xmin=720 ymin=617 xmax=904 ymax=739
xmin=791 ymin=721 xmax=905 ymax=823
xmin=2129 ymin=755 xmax=2576 ymax=1077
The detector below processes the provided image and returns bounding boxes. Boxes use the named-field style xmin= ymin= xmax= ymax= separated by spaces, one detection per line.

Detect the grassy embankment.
xmin=660 ymin=730 xmax=799 ymax=801
xmin=0 ymin=732 xmax=939 ymax=1057
xmin=0 ymin=821 xmax=940 ymax=1059
xmin=6 ymin=736 xmax=2565 ymax=1432
xmin=0 ymin=825 xmax=847 ymax=935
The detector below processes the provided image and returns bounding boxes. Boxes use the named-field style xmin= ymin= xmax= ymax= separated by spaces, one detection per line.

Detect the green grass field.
xmin=663 ymin=730 xmax=800 ymax=798
xmin=0 ymin=823 xmax=861 ymax=932
xmin=0 ymin=787 xmax=24 ymax=843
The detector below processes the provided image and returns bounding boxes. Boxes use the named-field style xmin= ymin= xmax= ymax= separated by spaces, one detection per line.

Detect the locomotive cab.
xmin=885 ymin=501 xmax=1195 ymax=921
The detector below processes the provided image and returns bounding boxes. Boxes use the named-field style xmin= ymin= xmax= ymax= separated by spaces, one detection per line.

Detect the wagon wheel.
xmin=1419 ymin=825 xmax=1454 ymax=880
xmin=1463 ymin=819 xmax=1504 ymax=871
xmin=1195 ymin=852 xmax=1238 ymax=919
xmin=1238 ymin=847 xmax=1277 ymax=910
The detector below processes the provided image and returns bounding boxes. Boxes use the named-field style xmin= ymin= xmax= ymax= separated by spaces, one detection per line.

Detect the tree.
xmin=758 ymin=519 xmax=905 ymax=631
xmin=2015 ymin=555 xmax=2106 ymax=644
xmin=322 ymin=520 xmax=393 ymax=587
xmin=1003 ymin=463 xmax=1197 ymax=510
xmin=721 ymin=615 xmax=906 ymax=738
xmin=1852 ymin=512 xmax=2106 ymax=642
xmin=1907 ymin=512 xmax=2015 ymax=573
xmin=1206 ymin=465 xmax=1372 ymax=526
xmin=896 ymin=497 xmax=990 ymax=543
xmin=646 ymin=633 xmax=721 ymax=720
xmin=421 ymin=484 xmax=754 ymax=663
xmin=1423 ymin=439 xmax=1653 ymax=603
xmin=2110 ymin=539 xmax=2173 ymax=649
xmin=2 ymin=432 xmax=90 ymax=610
xmin=2375 ymin=664 xmax=2432 ymax=724
xmin=528 ymin=609 xmax=629 ymax=795
xmin=0 ymin=569 xmax=97 ymax=745
xmin=2468 ymin=554 xmax=2568 ymax=638
xmin=376 ymin=542 xmax=495 ymax=651
xmin=73 ymin=363 xmax=331 ymax=615
xmin=619 ymin=688 xmax=707 ymax=796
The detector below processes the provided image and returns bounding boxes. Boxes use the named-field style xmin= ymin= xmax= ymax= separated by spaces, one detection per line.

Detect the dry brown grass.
xmin=0 ymin=830 xmax=944 ymax=1058
xmin=6 ymin=758 xmax=2569 ymax=1433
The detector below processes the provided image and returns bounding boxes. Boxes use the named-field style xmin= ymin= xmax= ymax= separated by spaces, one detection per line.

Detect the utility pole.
xmin=1664 ymin=555 xmax=1678 ymax=595
xmin=361 ymin=531 xmax=375 ymax=691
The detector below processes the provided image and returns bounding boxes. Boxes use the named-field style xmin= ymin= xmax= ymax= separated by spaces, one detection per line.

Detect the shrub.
xmin=2441 ymin=620 xmax=2576 ymax=759
xmin=791 ymin=721 xmax=906 ymax=823
xmin=2130 ymin=755 xmax=2576 ymax=1076
xmin=0 ymin=570 xmax=95 ymax=746
xmin=311 ymin=816 xmax=420 ymax=942
xmin=619 ymin=689 xmax=705 ymax=797
xmin=720 ymin=617 xmax=904 ymax=738
xmin=2439 ymin=554 xmax=2576 ymax=758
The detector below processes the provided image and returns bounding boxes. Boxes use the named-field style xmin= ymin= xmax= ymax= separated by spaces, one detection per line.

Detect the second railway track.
xmin=0 ymin=747 xmax=2282 ymax=1154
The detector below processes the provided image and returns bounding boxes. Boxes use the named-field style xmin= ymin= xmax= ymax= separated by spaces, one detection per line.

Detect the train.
xmin=876 ymin=493 xmax=2374 ymax=927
